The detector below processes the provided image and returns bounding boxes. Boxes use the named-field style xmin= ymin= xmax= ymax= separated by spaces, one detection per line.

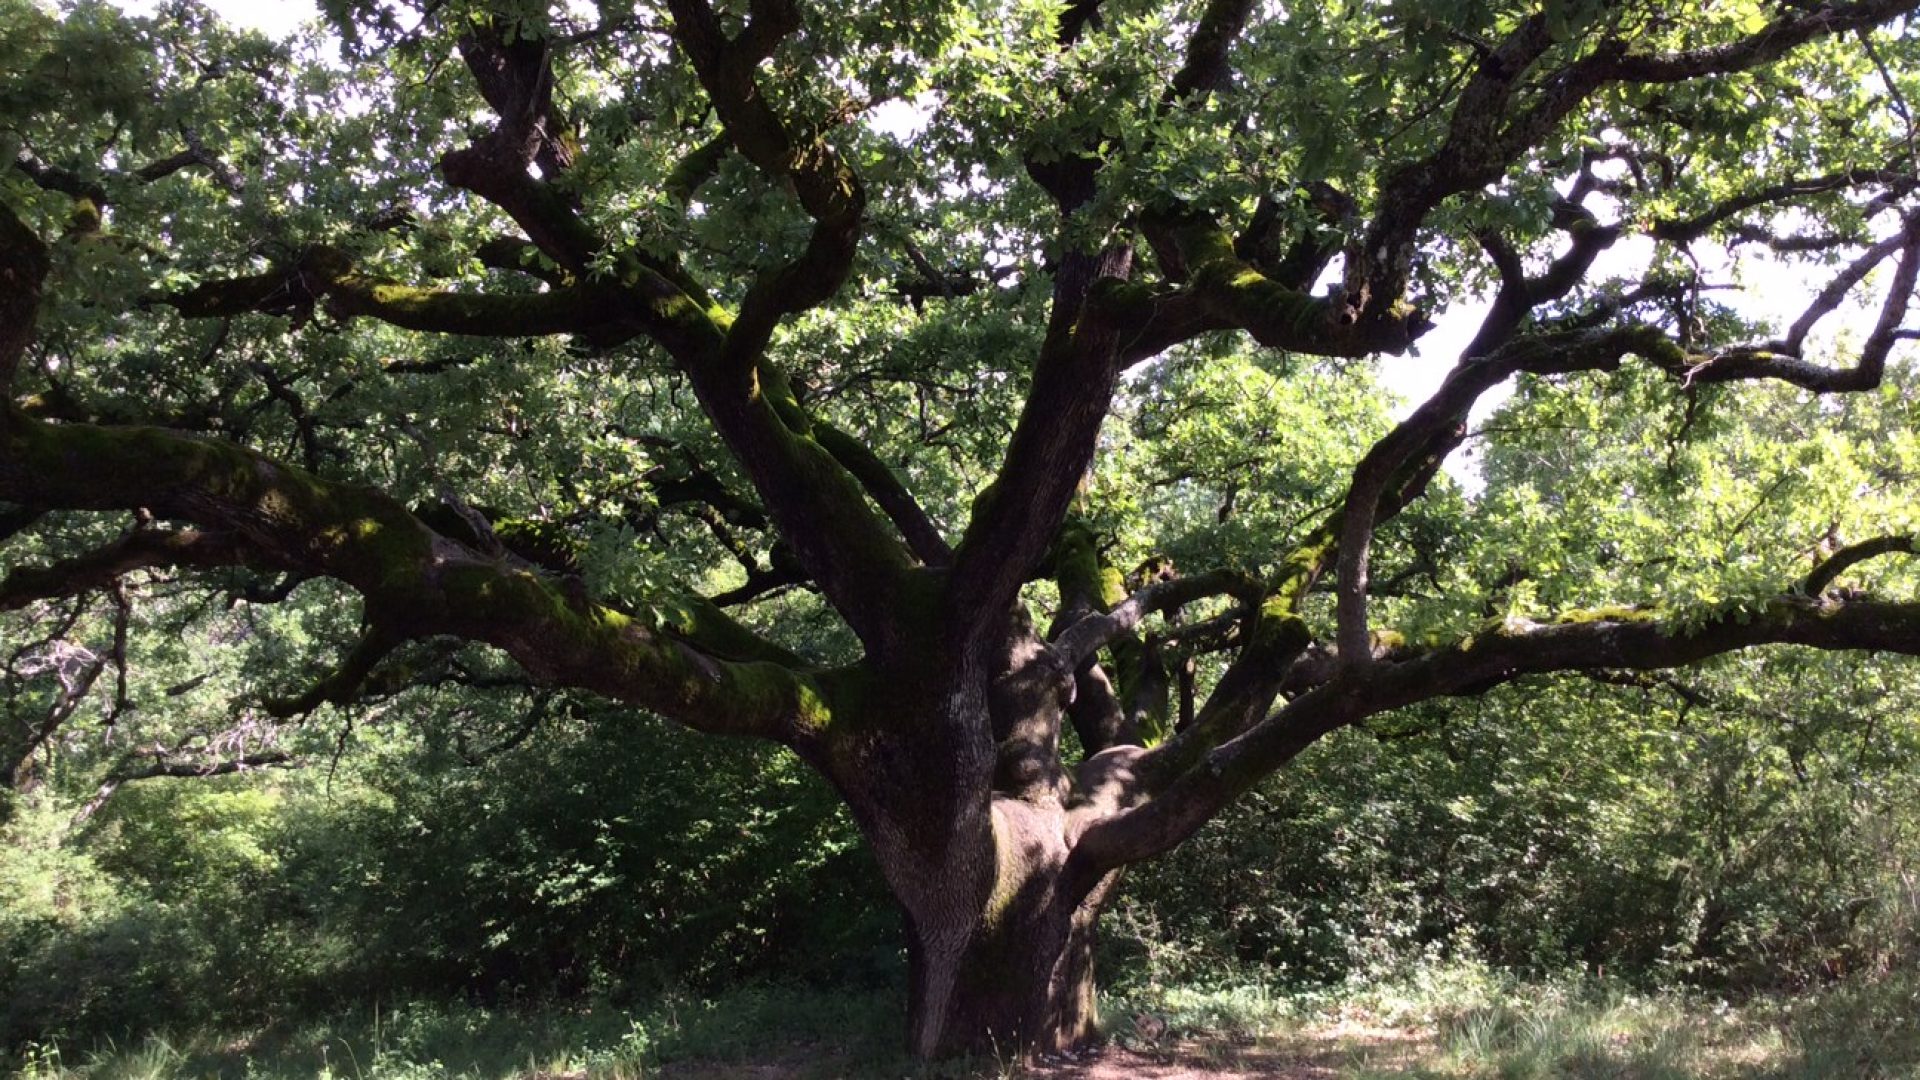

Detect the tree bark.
xmin=888 ymin=795 xmax=1117 ymax=1058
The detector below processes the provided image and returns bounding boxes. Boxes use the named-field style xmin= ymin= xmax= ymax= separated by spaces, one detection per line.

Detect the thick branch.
xmin=1149 ymin=214 xmax=1431 ymax=357
xmin=0 ymin=528 xmax=243 ymax=610
xmin=667 ymin=0 xmax=866 ymax=371
xmin=1167 ymin=0 xmax=1254 ymax=102
xmin=0 ymin=411 xmax=821 ymax=741
xmin=813 ymin=422 xmax=953 ymax=566
xmin=1053 ymin=568 xmax=1262 ymax=669
xmin=0 ymin=200 xmax=51 ymax=392
xmin=159 ymin=246 xmax=635 ymax=338
xmin=1076 ymin=591 xmax=1920 ymax=869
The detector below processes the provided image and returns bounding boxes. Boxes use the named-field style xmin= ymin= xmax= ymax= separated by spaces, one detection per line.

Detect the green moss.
xmin=659 ymin=593 xmax=806 ymax=667
xmin=1272 ymin=529 xmax=1335 ymax=608
xmin=1051 ymin=520 xmax=1110 ymax=608
xmin=1249 ymin=604 xmax=1310 ymax=653
xmin=1552 ymin=604 xmax=1657 ymax=624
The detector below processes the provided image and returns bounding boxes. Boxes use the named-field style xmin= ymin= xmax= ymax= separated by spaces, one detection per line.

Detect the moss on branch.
xmin=0 ymin=413 xmax=815 ymax=739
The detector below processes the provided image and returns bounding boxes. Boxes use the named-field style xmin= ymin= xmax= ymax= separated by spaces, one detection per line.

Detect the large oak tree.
xmin=6 ymin=0 xmax=1920 ymax=1057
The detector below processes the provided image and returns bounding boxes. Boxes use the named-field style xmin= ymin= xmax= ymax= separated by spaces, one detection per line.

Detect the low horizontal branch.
xmin=0 ymin=528 xmax=243 ymax=610
xmin=0 ymin=410 xmax=824 ymax=741
xmin=1074 ymin=589 xmax=1920 ymax=871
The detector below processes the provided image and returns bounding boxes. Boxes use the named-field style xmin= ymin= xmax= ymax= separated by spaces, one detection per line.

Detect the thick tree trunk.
xmin=891 ymin=796 xmax=1117 ymax=1059
xmin=814 ymin=635 xmax=1121 ymax=1060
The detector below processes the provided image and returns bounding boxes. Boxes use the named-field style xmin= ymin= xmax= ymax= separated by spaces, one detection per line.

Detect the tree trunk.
xmin=892 ymin=796 xmax=1118 ymax=1059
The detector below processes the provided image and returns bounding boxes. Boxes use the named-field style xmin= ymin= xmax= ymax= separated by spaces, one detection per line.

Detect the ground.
xmin=12 ymin=967 xmax=1919 ymax=1078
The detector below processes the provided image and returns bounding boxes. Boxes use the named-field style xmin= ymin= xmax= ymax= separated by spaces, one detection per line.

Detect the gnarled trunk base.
xmin=896 ymin=797 xmax=1117 ymax=1059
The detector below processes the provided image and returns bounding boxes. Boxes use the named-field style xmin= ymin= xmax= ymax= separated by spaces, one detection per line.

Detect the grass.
xmin=8 ymin=987 xmax=914 ymax=1080
xmin=1106 ymin=961 xmax=1920 ymax=1079
xmin=12 ymin=965 xmax=1920 ymax=1078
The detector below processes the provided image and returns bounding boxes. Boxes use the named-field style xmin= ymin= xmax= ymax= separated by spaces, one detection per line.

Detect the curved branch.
xmin=1149 ymin=214 xmax=1431 ymax=357
xmin=1167 ymin=0 xmax=1254 ymax=103
xmin=262 ymin=626 xmax=403 ymax=718
xmin=0 ymin=527 xmax=244 ymax=611
xmin=813 ymin=422 xmax=952 ymax=566
xmin=1804 ymin=535 xmax=1917 ymax=596
xmin=1076 ymin=591 xmax=1920 ymax=870
xmin=1349 ymin=0 xmax=1920 ymax=324
xmin=667 ymin=0 xmax=866 ymax=371
xmin=1651 ymin=167 xmax=1916 ymax=247
xmin=1052 ymin=568 xmax=1262 ymax=669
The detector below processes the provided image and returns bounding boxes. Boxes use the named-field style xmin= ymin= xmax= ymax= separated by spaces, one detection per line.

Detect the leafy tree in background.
xmin=5 ymin=0 xmax=1920 ymax=1057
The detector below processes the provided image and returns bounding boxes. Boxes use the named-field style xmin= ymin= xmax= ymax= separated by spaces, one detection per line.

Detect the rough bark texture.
xmin=890 ymin=790 xmax=1116 ymax=1057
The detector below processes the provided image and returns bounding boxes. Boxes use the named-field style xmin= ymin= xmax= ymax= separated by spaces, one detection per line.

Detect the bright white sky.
xmin=108 ymin=0 xmax=1889 ymax=453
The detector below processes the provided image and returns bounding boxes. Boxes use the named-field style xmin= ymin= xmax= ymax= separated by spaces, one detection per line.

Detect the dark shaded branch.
xmin=1772 ymin=207 xmax=1920 ymax=365
xmin=0 ymin=410 xmax=822 ymax=741
xmin=950 ymin=251 xmax=1139 ymax=647
xmin=667 ymin=0 xmax=866 ymax=370
xmin=1053 ymin=568 xmax=1262 ymax=668
xmin=15 ymin=129 xmax=245 ymax=210
xmin=475 ymin=236 xmax=573 ymax=287
xmin=1167 ymin=0 xmax=1254 ymax=103
xmin=1651 ymin=168 xmax=1916 ymax=246
xmin=0 ymin=200 xmax=51 ymax=392
xmin=74 ymin=751 xmax=297 ymax=823
xmin=1145 ymin=214 xmax=1431 ymax=357
xmin=0 ymin=528 xmax=244 ymax=611
xmin=1335 ymin=288 xmax=1920 ymax=673
xmin=158 ymin=245 xmax=635 ymax=338
xmin=1349 ymin=0 xmax=1920 ymax=326
xmin=1468 ymin=200 xmax=1622 ymax=358
xmin=813 ymin=423 xmax=952 ymax=566
xmin=105 ymin=751 xmax=295 ymax=783
xmin=437 ymin=18 xmax=610 ymax=278
xmin=262 ymin=627 xmax=403 ymax=718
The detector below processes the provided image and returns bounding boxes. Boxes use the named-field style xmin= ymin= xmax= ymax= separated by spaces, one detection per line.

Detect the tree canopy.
xmin=5 ymin=0 xmax=1920 ymax=1058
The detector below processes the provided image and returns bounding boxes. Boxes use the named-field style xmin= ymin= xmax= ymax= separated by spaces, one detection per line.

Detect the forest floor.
xmin=13 ymin=966 xmax=1919 ymax=1078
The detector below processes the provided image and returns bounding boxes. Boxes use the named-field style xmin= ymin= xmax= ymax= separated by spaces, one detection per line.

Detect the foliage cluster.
xmin=0 ymin=713 xmax=893 ymax=1049
xmin=1113 ymin=652 xmax=1920 ymax=991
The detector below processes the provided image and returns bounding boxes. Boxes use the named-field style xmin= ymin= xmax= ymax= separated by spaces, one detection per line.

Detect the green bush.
xmin=1107 ymin=657 xmax=1920 ymax=993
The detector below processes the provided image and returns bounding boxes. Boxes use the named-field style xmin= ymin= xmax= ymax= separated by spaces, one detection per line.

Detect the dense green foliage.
xmin=7 ymin=0 xmax=1920 ymax=1063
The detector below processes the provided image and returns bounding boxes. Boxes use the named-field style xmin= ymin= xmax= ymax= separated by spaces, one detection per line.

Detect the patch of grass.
xmin=9 ymin=987 xmax=916 ymax=1080
xmin=1113 ymin=961 xmax=1920 ymax=1080
xmin=16 ymin=967 xmax=1920 ymax=1079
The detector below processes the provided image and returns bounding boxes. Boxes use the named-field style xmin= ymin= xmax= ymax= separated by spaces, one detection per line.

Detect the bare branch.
xmin=1052 ymin=569 xmax=1263 ymax=669
xmin=1804 ymin=534 xmax=1917 ymax=596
